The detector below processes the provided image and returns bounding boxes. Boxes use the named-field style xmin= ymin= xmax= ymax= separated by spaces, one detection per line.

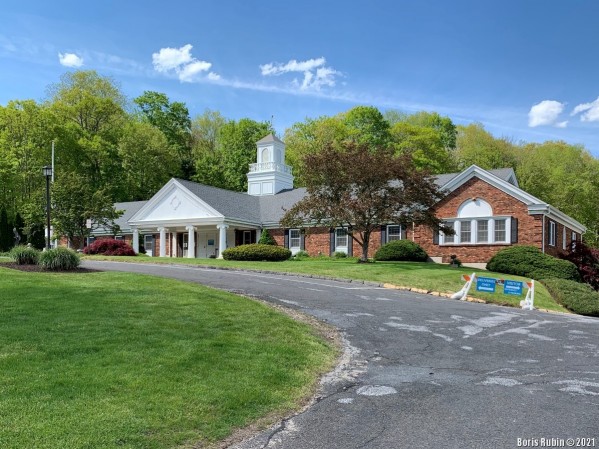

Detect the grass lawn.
xmin=83 ymin=255 xmax=567 ymax=313
xmin=0 ymin=268 xmax=336 ymax=449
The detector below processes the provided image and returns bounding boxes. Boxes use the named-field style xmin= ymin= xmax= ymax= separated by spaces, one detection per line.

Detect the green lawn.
xmin=0 ymin=268 xmax=336 ymax=449
xmin=83 ymin=255 xmax=567 ymax=312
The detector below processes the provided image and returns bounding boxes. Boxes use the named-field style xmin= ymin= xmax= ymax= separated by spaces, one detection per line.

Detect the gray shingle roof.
xmin=95 ymin=200 xmax=147 ymax=234
xmin=176 ymin=179 xmax=262 ymax=223
xmin=258 ymin=188 xmax=307 ymax=224
xmin=256 ymin=133 xmax=285 ymax=145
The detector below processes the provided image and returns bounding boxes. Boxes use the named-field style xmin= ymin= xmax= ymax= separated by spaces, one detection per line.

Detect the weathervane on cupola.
xmin=246 ymin=133 xmax=294 ymax=196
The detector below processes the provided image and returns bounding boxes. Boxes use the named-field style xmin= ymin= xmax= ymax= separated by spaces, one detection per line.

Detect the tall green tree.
xmin=48 ymin=70 xmax=127 ymax=193
xmin=217 ymin=118 xmax=273 ymax=192
xmin=51 ymin=172 xmax=122 ymax=248
xmin=134 ymin=91 xmax=193 ymax=179
xmin=516 ymin=141 xmax=599 ymax=246
xmin=454 ymin=123 xmax=518 ymax=170
xmin=118 ymin=120 xmax=178 ymax=200
xmin=191 ymin=109 xmax=228 ymax=188
xmin=343 ymin=106 xmax=391 ymax=147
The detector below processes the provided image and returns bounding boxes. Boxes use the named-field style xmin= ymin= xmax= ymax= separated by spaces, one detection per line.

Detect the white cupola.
xmin=247 ymin=133 xmax=294 ymax=195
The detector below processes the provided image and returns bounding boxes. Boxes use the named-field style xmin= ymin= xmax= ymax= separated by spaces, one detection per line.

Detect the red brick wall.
xmin=414 ymin=177 xmax=543 ymax=263
xmin=544 ymin=219 xmax=578 ymax=257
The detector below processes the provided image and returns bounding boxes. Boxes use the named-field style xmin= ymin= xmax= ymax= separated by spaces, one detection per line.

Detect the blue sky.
xmin=1 ymin=1 xmax=599 ymax=156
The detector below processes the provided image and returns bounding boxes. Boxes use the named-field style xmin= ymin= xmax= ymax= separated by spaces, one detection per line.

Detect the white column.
xmin=217 ymin=224 xmax=229 ymax=259
xmin=186 ymin=225 xmax=196 ymax=258
xmin=132 ymin=227 xmax=139 ymax=254
xmin=158 ymin=227 xmax=167 ymax=257
xmin=489 ymin=218 xmax=495 ymax=243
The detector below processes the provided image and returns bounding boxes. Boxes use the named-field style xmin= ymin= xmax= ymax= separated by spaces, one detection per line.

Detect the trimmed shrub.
xmin=83 ymin=238 xmax=136 ymax=256
xmin=39 ymin=247 xmax=80 ymax=271
xmin=541 ymin=278 xmax=599 ymax=316
xmin=560 ymin=241 xmax=599 ymax=291
xmin=293 ymin=250 xmax=310 ymax=259
xmin=486 ymin=246 xmax=580 ymax=281
xmin=375 ymin=240 xmax=428 ymax=262
xmin=222 ymin=244 xmax=291 ymax=261
xmin=9 ymin=245 xmax=40 ymax=265
xmin=258 ymin=229 xmax=278 ymax=246
xmin=333 ymin=251 xmax=348 ymax=259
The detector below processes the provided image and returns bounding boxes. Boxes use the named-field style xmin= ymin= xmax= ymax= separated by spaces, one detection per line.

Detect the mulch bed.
xmin=0 ymin=262 xmax=100 ymax=273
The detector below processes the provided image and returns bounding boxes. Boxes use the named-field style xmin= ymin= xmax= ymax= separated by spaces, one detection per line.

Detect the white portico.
xmin=128 ymin=179 xmax=249 ymax=258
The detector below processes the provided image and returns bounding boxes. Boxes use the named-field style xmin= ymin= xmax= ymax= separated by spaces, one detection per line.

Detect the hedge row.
xmin=222 ymin=244 xmax=291 ymax=261
xmin=541 ymin=278 xmax=599 ymax=316
xmin=486 ymin=246 xmax=580 ymax=281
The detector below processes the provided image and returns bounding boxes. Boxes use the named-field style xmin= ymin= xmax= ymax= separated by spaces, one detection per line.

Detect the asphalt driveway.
xmin=83 ymin=261 xmax=599 ymax=449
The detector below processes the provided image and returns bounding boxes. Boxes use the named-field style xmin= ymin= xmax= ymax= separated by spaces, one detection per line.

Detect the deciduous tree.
xmin=280 ymin=141 xmax=448 ymax=262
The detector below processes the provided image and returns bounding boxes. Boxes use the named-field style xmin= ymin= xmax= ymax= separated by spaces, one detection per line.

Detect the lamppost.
xmin=42 ymin=166 xmax=53 ymax=250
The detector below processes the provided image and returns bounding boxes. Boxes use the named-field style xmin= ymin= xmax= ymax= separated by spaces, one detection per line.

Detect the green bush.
xmin=293 ymin=250 xmax=310 ymax=259
xmin=222 ymin=244 xmax=291 ymax=262
xmin=375 ymin=240 xmax=428 ymax=262
xmin=333 ymin=251 xmax=348 ymax=259
xmin=258 ymin=229 xmax=278 ymax=245
xmin=541 ymin=278 xmax=599 ymax=316
xmin=9 ymin=245 xmax=40 ymax=265
xmin=486 ymin=246 xmax=580 ymax=281
xmin=39 ymin=247 xmax=80 ymax=271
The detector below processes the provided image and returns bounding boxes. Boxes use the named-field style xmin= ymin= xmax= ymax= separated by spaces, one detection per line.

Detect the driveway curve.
xmin=83 ymin=260 xmax=599 ymax=449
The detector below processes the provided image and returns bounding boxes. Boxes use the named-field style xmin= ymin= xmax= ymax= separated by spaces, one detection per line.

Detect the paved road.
xmin=84 ymin=261 xmax=599 ymax=449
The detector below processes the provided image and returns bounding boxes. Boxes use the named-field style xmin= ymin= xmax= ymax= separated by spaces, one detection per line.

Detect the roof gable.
xmin=129 ymin=179 xmax=224 ymax=225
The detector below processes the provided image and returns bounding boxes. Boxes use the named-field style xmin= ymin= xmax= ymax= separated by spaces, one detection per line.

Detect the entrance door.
xmin=144 ymin=235 xmax=154 ymax=257
xmin=198 ymin=232 xmax=217 ymax=258
xmin=176 ymin=233 xmax=189 ymax=258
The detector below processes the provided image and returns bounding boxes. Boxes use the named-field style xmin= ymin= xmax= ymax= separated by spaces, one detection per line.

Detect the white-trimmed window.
xmin=115 ymin=235 xmax=124 ymax=241
xmin=243 ymin=230 xmax=252 ymax=245
xmin=443 ymin=222 xmax=455 ymax=243
xmin=439 ymin=199 xmax=512 ymax=245
xmin=549 ymin=221 xmax=557 ymax=247
xmin=476 ymin=220 xmax=489 ymax=243
xmin=460 ymin=221 xmax=471 ymax=242
xmin=571 ymin=231 xmax=577 ymax=250
xmin=289 ymin=229 xmax=301 ymax=249
xmin=387 ymin=225 xmax=402 ymax=242
xmin=494 ymin=219 xmax=507 ymax=242
xmin=335 ymin=227 xmax=348 ymax=249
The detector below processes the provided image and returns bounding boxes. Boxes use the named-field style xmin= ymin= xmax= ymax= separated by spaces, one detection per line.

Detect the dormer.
xmin=247 ymin=134 xmax=294 ymax=195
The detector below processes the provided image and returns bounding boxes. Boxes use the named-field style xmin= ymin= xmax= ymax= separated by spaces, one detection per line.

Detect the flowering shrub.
xmin=83 ymin=238 xmax=136 ymax=256
xmin=560 ymin=241 xmax=599 ymax=291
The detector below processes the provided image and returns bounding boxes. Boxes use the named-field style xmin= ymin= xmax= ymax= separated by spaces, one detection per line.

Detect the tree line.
xmin=0 ymin=69 xmax=597 ymax=249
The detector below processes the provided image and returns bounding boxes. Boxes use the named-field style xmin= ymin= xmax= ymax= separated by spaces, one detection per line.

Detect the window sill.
xmin=440 ymin=243 xmax=511 ymax=246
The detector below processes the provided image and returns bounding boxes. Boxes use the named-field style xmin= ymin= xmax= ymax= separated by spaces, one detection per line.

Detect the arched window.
xmin=440 ymin=198 xmax=512 ymax=245
xmin=457 ymin=199 xmax=492 ymax=218
xmin=275 ymin=148 xmax=282 ymax=163
xmin=261 ymin=148 xmax=269 ymax=163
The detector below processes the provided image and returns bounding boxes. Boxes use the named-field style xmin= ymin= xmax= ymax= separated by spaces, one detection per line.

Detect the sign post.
xmin=452 ymin=273 xmax=535 ymax=310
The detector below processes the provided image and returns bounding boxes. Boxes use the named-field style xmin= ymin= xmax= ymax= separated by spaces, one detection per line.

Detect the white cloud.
xmin=207 ymin=72 xmax=221 ymax=81
xmin=554 ymin=121 xmax=568 ymax=128
xmin=260 ymin=57 xmax=340 ymax=91
xmin=571 ymin=97 xmax=599 ymax=122
xmin=152 ymin=44 xmax=216 ymax=82
xmin=58 ymin=52 xmax=83 ymax=68
xmin=528 ymin=100 xmax=566 ymax=127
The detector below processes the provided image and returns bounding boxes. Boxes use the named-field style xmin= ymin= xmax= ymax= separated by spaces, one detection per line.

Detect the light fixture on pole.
xmin=43 ymin=166 xmax=53 ymax=250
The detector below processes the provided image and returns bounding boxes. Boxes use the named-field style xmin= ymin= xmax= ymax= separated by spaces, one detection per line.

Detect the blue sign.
xmin=504 ymin=280 xmax=523 ymax=296
xmin=476 ymin=277 xmax=496 ymax=293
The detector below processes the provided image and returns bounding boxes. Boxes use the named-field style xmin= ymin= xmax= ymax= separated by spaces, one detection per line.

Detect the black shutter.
xmin=401 ymin=224 xmax=407 ymax=240
xmin=300 ymin=232 xmax=305 ymax=250
xmin=330 ymin=229 xmax=335 ymax=255
xmin=347 ymin=231 xmax=353 ymax=257
xmin=284 ymin=229 xmax=289 ymax=248
xmin=433 ymin=229 xmax=439 ymax=245
xmin=381 ymin=225 xmax=387 ymax=245
xmin=511 ymin=217 xmax=518 ymax=243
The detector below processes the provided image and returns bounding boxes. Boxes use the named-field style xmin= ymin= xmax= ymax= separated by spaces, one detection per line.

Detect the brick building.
xmin=89 ymin=134 xmax=586 ymax=265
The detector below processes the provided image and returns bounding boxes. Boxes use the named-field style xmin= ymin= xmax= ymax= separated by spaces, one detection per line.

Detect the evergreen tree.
xmin=0 ymin=208 xmax=13 ymax=251
xmin=258 ymin=229 xmax=277 ymax=245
